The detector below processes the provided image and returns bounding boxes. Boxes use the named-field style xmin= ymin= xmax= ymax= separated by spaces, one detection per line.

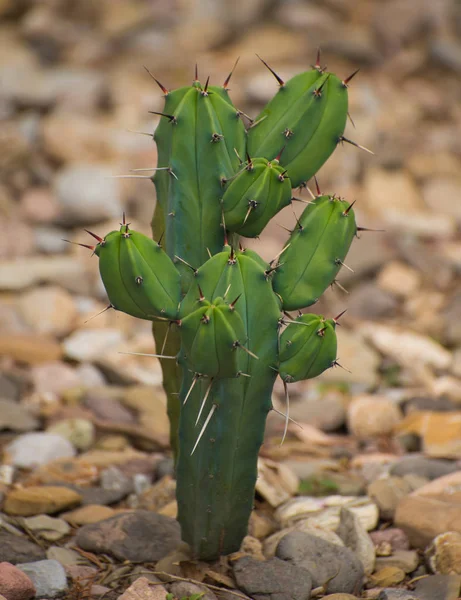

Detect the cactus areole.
xmin=80 ymin=54 xmax=371 ymax=560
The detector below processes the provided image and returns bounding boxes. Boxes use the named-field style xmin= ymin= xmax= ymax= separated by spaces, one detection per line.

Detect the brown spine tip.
xmin=62 ymin=239 xmax=95 ymax=252
xmin=229 ymin=294 xmax=241 ymax=310
xmin=194 ymin=63 xmax=199 ymax=82
xmin=338 ymin=136 xmax=374 ymax=155
xmin=143 ymin=66 xmax=169 ymax=94
xmin=275 ymin=145 xmax=286 ymax=162
xmin=148 ymin=111 xmax=177 ymax=124
xmin=84 ymin=229 xmax=104 ymax=243
xmin=315 ymin=47 xmax=321 ymax=70
xmin=333 ymin=309 xmax=347 ymax=325
xmin=343 ymin=199 xmax=356 ymax=216
xmin=313 ymin=175 xmax=322 ymax=196
xmin=342 ymin=68 xmax=360 ymax=87
xmin=223 ymin=57 xmax=240 ymax=89
xmin=197 ymin=285 xmax=205 ymax=302
xmin=256 ymin=54 xmax=285 ymax=86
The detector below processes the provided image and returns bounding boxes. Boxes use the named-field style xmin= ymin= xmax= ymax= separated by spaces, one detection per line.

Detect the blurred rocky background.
xmin=1 ymin=0 xmax=461 ymax=599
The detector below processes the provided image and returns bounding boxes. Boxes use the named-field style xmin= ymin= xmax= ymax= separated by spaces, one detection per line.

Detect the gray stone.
xmin=5 ymin=432 xmax=75 ymax=468
xmin=0 ymin=372 xmax=24 ymax=401
xmin=54 ymin=164 xmax=122 ymax=225
xmin=22 ymin=515 xmax=70 ymax=542
xmin=276 ymin=531 xmax=364 ymax=595
xmin=375 ymin=550 xmax=419 ymax=574
xmin=76 ymin=510 xmax=181 ymax=562
xmin=156 ymin=457 xmax=175 ymax=479
xmin=76 ymin=483 xmax=132 ymax=506
xmin=46 ymin=546 xmax=87 ymax=567
xmin=233 ymin=556 xmax=311 ymax=600
xmin=368 ymin=477 xmax=412 ymax=521
xmin=414 ymin=574 xmax=461 ymax=600
xmin=0 ymin=399 xmax=38 ymax=432
xmin=431 ymin=39 xmax=461 ymax=74
xmin=18 ymin=559 xmax=68 ymax=598
xmin=377 ymin=591 xmax=418 ymax=600
xmin=404 ymin=397 xmax=457 ymax=414
xmin=100 ymin=466 xmax=132 ymax=492
xmin=347 ymin=283 xmax=399 ymax=320
xmin=0 ymin=532 xmax=46 ymax=564
xmin=169 ymin=581 xmax=217 ymax=600
xmin=337 ymin=508 xmax=375 ymax=575
xmin=390 ymin=456 xmax=458 ymax=480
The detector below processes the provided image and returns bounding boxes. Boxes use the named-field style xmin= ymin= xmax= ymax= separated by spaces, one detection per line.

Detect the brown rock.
xmin=4 ymin=486 xmax=82 ymax=516
xmin=396 ymin=412 xmax=461 ymax=458
xmin=31 ymin=362 xmax=80 ymax=395
xmin=347 ymin=395 xmax=402 ymax=439
xmin=368 ymin=477 xmax=413 ymax=520
xmin=369 ymin=566 xmax=406 ymax=587
xmin=118 ymin=576 xmax=168 ymax=600
xmin=370 ymin=528 xmax=410 ymax=551
xmin=62 ymin=504 xmax=116 ymax=525
xmin=24 ymin=458 xmax=98 ymax=487
xmin=17 ymin=286 xmax=78 ymax=337
xmin=19 ymin=187 xmax=60 ymax=223
xmin=375 ymin=550 xmax=419 ymax=573
xmin=377 ymin=261 xmax=421 ymax=298
xmin=426 ymin=531 xmax=461 ymax=575
xmin=0 ymin=334 xmax=62 ymax=364
xmin=0 ymin=562 xmax=35 ymax=600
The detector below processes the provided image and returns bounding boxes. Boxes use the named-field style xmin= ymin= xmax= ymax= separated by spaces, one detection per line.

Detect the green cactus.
xmin=79 ymin=55 xmax=369 ymax=560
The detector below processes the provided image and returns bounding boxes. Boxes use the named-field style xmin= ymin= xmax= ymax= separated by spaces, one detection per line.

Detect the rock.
xmin=377 ymin=591 xmax=418 ymax=600
xmin=347 ymin=283 xmax=399 ymax=321
xmin=347 ymin=395 xmax=402 ymax=439
xmin=289 ymin=388 xmax=346 ymax=432
xmin=156 ymin=457 xmax=175 ymax=479
xmin=363 ymin=169 xmax=425 ymax=217
xmin=85 ymin=390 xmax=136 ymax=423
xmin=64 ymin=328 xmax=125 ymax=362
xmin=0 ymin=372 xmax=23 ymax=401
xmin=0 ymin=562 xmax=35 ymax=600
xmin=390 ymin=456 xmax=458 ymax=480
xmin=369 ymin=566 xmax=406 ymax=587
xmin=46 ymin=418 xmax=95 ymax=451
xmin=0 ymin=257 xmax=88 ymax=294
xmin=423 ymin=177 xmax=461 ymax=223
xmin=318 ymin=329 xmax=380 ymax=388
xmin=359 ymin=324 xmax=452 ymax=372
xmin=24 ymin=458 xmax=98 ymax=487
xmin=54 ymin=164 xmax=122 ymax=225
xmin=46 ymin=547 xmax=86 ymax=567
xmin=22 ymin=515 xmax=70 ymax=541
xmin=169 ymin=582 xmax=217 ymax=600
xmin=19 ymin=187 xmax=60 ymax=224
xmin=0 ymin=334 xmax=62 ymax=364
xmin=414 ymin=574 xmax=461 ymax=600
xmin=369 ymin=529 xmax=410 ymax=552
xmin=233 ymin=556 xmax=311 ymax=600
xmin=0 ymin=532 xmax=45 ymax=564
xmin=322 ymin=596 xmax=359 ymax=600
xmin=118 ymin=576 xmax=169 ymax=600
xmin=76 ymin=510 xmax=180 ymax=562
xmin=4 ymin=432 xmax=76 ymax=468
xmin=276 ymin=531 xmax=364 ymax=594
xmin=426 ymin=532 xmax=461 ymax=575
xmin=445 ymin=293 xmax=461 ymax=346
xmin=264 ymin=523 xmax=344 ymax=559
xmin=395 ymin=412 xmax=461 ymax=458
xmin=431 ymin=38 xmax=461 ymax=73
xmin=30 ymin=361 xmax=81 ymax=396
xmin=62 ymin=504 xmax=115 ymax=525
xmin=0 ymin=399 xmax=38 ymax=432
xmin=4 ymin=486 xmax=82 ymax=516
xmin=337 ymin=508 xmax=375 ymax=575
xmin=375 ymin=550 xmax=419 ymax=573
xmin=16 ymin=286 xmax=77 ymax=337
xmin=368 ymin=477 xmax=413 ymax=521
xmin=18 ymin=559 xmax=67 ymax=599
xmin=377 ymin=262 xmax=421 ymax=298
xmin=77 ymin=483 xmax=132 ymax=506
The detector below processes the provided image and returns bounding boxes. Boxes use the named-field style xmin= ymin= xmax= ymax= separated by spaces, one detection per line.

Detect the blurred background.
xmin=1 ymin=0 xmax=461 ymax=451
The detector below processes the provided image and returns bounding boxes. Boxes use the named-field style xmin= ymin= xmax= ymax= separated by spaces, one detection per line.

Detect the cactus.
xmin=77 ymin=53 xmax=370 ymax=560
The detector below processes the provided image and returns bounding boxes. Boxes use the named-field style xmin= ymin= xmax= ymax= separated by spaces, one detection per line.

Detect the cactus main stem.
xmin=176 ymin=372 xmax=276 ymax=559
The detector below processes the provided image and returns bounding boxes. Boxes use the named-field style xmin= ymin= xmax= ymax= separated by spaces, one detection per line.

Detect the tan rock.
xmin=0 ymin=334 xmax=62 ymax=364
xmin=369 ymin=566 xmax=405 ymax=586
xmin=377 ymin=261 xmax=421 ymax=298
xmin=17 ymin=286 xmax=77 ymax=337
xmin=62 ymin=505 xmax=115 ymax=525
xmin=426 ymin=531 xmax=461 ymax=575
xmin=368 ymin=477 xmax=412 ymax=520
xmin=363 ymin=168 xmax=425 ymax=215
xmin=347 ymin=395 xmax=402 ymax=439
xmin=118 ymin=576 xmax=168 ymax=600
xmin=77 ymin=449 xmax=146 ymax=467
xmin=4 ymin=486 xmax=82 ymax=516
xmin=24 ymin=458 xmax=98 ymax=487
xmin=396 ymin=411 xmax=461 ymax=458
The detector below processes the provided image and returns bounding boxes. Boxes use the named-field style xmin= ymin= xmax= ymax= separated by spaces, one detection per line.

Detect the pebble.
xmin=54 ymin=164 xmax=122 ymax=225
xmin=62 ymin=504 xmax=116 ymax=525
xmin=0 ymin=398 xmax=38 ymax=432
xmin=24 ymin=458 xmax=98 ymax=487
xmin=16 ymin=285 xmax=77 ymax=337
xmin=347 ymin=395 xmax=402 ymax=439
xmin=19 ymin=187 xmax=60 ymax=224
xmin=233 ymin=556 xmax=311 ymax=600
xmin=390 ymin=456 xmax=458 ymax=480
xmin=426 ymin=531 xmax=461 ymax=575
xmin=4 ymin=432 xmax=76 ymax=468
xmin=369 ymin=566 xmax=406 ymax=587
xmin=0 ymin=257 xmax=88 ymax=294
xmin=0 ymin=532 xmax=45 ymax=564
xmin=347 ymin=283 xmax=399 ymax=321
xmin=22 ymin=515 xmax=70 ymax=541
xmin=0 ymin=334 xmax=62 ymax=365
xmin=30 ymin=361 xmax=81 ymax=395
xmin=423 ymin=177 xmax=461 ymax=223
xmin=367 ymin=477 xmax=413 ymax=521
xmin=169 ymin=581 xmax=217 ymax=600
xmin=64 ymin=328 xmax=125 ymax=362
xmin=290 ymin=388 xmax=346 ymax=432
xmin=46 ymin=418 xmax=95 ymax=451
xmin=76 ymin=510 xmax=181 ymax=562
xmin=377 ymin=262 xmax=421 ymax=298
xmin=377 ymin=591 xmax=418 ymax=600
xmin=396 ymin=411 xmax=461 ymax=458
xmin=0 ymin=562 xmax=35 ymax=600
xmin=414 ymin=573 xmax=461 ymax=600
xmin=77 ymin=481 xmax=133 ymax=506
xmin=85 ymin=389 xmax=136 ymax=423
xmin=276 ymin=531 xmax=364 ymax=594
xmin=18 ymin=559 xmax=68 ymax=599
xmin=337 ymin=508 xmax=375 ymax=575
xmin=34 ymin=226 xmax=70 ymax=254
xmin=375 ymin=550 xmax=419 ymax=573
xmin=46 ymin=547 xmax=86 ymax=567
xmin=264 ymin=523 xmax=344 ymax=559
xmin=369 ymin=529 xmax=410 ymax=552
xmin=3 ymin=486 xmax=82 ymax=516
xmin=322 ymin=596 xmax=359 ymax=600
xmin=118 ymin=576 xmax=168 ymax=600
